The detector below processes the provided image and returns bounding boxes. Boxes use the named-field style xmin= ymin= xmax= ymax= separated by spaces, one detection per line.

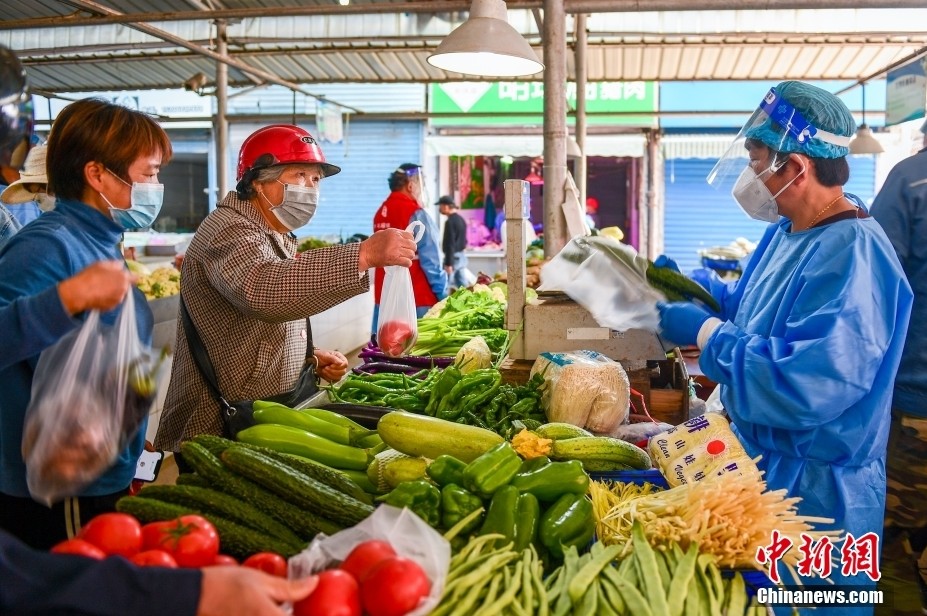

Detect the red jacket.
xmin=373 ymin=191 xmax=441 ymax=307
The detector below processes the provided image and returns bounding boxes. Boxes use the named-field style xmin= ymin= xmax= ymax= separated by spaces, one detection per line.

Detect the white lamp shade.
xmin=427 ymin=0 xmax=543 ymax=77
xmin=848 ymin=124 xmax=884 ymax=154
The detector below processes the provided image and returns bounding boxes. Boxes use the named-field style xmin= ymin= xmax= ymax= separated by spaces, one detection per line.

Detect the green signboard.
xmin=429 ymin=81 xmax=657 ymax=126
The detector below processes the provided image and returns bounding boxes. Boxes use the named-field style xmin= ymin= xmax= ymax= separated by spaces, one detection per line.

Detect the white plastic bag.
xmin=22 ymin=290 xmax=162 ymax=505
xmin=288 ymin=505 xmax=451 ymax=616
xmin=377 ymin=221 xmax=425 ymax=357
xmin=540 ymin=235 xmax=664 ymax=331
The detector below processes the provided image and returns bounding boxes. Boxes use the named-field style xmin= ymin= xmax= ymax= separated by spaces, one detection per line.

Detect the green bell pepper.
xmin=440 ymin=483 xmax=484 ymax=533
xmin=377 ymin=480 xmax=441 ymax=527
xmin=462 ymin=442 xmax=522 ymax=498
xmin=427 ymin=454 xmax=468 ymax=487
xmin=478 ymin=484 xmax=519 ymax=546
xmin=510 ymin=458 xmax=590 ymax=502
xmin=513 ymin=491 xmax=540 ymax=552
xmin=539 ymin=492 xmax=595 ymax=559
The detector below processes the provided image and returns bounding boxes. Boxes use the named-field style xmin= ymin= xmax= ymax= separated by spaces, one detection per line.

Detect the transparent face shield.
xmin=706 ymin=87 xmax=852 ymax=192
xmin=405 ymin=166 xmax=429 ymax=208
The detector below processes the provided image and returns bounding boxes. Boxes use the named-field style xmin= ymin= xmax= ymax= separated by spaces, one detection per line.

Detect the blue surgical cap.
xmin=746 ymin=81 xmax=856 ymax=159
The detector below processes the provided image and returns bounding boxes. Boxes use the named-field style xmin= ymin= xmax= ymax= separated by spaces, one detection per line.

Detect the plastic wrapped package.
xmin=529 ymin=350 xmax=630 ymax=436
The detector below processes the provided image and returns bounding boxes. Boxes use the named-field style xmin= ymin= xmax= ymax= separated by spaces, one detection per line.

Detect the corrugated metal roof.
xmin=2 ymin=2 xmax=926 ymax=103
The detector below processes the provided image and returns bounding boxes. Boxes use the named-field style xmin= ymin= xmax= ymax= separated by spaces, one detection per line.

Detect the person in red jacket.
xmin=372 ymin=163 xmax=448 ymax=329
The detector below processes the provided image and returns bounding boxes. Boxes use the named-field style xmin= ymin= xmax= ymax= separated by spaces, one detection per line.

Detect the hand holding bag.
xmin=376 ymin=221 xmax=424 ymax=357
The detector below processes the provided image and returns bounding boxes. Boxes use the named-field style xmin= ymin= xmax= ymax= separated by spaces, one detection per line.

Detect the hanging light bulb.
xmin=427 ymin=0 xmax=543 ymax=77
xmin=849 ymin=83 xmax=884 ymax=155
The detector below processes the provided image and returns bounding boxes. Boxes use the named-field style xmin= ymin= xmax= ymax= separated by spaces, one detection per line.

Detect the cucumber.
xmin=377 ymin=411 xmax=503 ymax=462
xmin=252 ymin=404 xmax=352 ymax=445
xmin=174 ymin=472 xmax=211 ymax=488
xmin=236 ymin=424 xmax=370 ymax=471
xmin=137 ymin=484 xmax=303 ymax=546
xmin=116 ymin=496 xmax=302 ymax=558
xmin=339 ymin=469 xmax=386 ymax=494
xmin=221 ymin=446 xmax=374 ymax=526
xmin=550 ymin=436 xmax=652 ymax=470
xmin=192 ymin=434 xmax=372 ymax=505
xmin=535 ymin=423 xmax=594 ymax=440
xmin=180 ymin=441 xmax=341 ymax=540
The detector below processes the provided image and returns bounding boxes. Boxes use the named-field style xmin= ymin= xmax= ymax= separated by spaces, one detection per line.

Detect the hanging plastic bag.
xmin=377 ymin=221 xmax=424 ymax=357
xmin=539 ymin=235 xmax=664 ymax=331
xmin=288 ymin=505 xmax=451 ymax=616
xmin=22 ymin=290 xmax=165 ymax=505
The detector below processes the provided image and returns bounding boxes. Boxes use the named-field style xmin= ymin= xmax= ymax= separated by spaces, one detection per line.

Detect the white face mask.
xmin=262 ymin=181 xmax=319 ymax=231
xmin=731 ymin=158 xmax=805 ymax=223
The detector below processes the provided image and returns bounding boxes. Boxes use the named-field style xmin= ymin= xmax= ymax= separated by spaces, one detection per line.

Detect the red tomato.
xmin=339 ymin=540 xmax=397 ymax=583
xmin=50 ymin=538 xmax=106 ymax=559
xmin=377 ymin=321 xmax=415 ymax=357
xmin=78 ymin=513 xmax=143 ymax=557
xmin=293 ymin=569 xmax=361 ymax=616
xmin=141 ymin=521 xmax=171 ymax=551
xmin=361 ymin=557 xmax=431 ymax=616
xmin=145 ymin=515 xmax=220 ymax=568
xmin=129 ymin=549 xmax=178 ymax=568
xmin=212 ymin=554 xmax=239 ymax=566
xmin=242 ymin=552 xmax=287 ymax=577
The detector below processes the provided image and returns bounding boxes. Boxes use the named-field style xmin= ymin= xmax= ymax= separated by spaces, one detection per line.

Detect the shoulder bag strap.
xmin=178 ymin=293 xmax=230 ymax=407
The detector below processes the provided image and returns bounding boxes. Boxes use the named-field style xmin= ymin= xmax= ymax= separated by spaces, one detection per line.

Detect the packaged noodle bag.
xmin=649 ymin=413 xmax=759 ymax=487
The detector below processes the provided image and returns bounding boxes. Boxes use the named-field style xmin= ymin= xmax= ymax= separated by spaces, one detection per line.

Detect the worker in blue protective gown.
xmin=657 ymin=81 xmax=913 ymax=616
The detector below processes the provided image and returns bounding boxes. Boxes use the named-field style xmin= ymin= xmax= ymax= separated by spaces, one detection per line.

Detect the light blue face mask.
xmin=102 ymin=169 xmax=164 ymax=230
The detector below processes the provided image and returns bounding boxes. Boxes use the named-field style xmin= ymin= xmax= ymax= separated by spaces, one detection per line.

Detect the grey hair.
xmin=236 ymin=165 xmax=286 ymax=200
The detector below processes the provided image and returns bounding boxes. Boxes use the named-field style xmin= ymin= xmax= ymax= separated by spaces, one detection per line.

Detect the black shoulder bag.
xmin=178 ymin=294 xmax=319 ymax=439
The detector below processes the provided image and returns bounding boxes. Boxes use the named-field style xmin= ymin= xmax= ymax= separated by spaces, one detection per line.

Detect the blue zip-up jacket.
xmin=0 ymin=198 xmax=152 ymax=498
xmin=870 ymin=147 xmax=927 ymax=417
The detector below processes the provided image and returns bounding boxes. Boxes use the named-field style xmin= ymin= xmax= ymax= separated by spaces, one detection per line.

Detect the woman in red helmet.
xmin=155 ymin=125 xmax=416 ymax=455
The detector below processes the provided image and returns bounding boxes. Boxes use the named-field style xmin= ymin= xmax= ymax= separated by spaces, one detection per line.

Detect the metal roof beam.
xmin=4 ymin=0 xmax=926 ymax=29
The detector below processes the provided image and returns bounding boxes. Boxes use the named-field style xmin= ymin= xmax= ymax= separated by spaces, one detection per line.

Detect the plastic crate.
xmin=588 ymin=469 xmax=670 ymax=489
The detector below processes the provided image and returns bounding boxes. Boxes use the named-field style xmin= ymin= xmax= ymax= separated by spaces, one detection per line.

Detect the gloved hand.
xmin=657 ymin=301 xmax=712 ymax=347
xmin=653 ymin=254 xmax=681 ymax=273
xmin=689 ymin=267 xmax=717 ymax=293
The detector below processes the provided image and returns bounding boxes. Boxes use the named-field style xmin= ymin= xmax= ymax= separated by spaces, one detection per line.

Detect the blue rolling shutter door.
xmin=663 ymin=157 xmax=877 ymax=275
xmin=308 ymin=121 xmax=423 ymax=239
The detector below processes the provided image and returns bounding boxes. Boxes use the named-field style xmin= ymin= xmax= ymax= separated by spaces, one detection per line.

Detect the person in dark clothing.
xmin=437 ymin=195 xmax=475 ymax=289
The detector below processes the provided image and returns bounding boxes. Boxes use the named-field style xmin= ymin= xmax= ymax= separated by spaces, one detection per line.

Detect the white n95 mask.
xmin=731 ymin=159 xmax=804 ymax=223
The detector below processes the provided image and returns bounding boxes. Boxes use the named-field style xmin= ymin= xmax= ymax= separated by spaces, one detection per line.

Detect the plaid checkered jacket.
xmin=154 ymin=192 xmax=368 ymax=451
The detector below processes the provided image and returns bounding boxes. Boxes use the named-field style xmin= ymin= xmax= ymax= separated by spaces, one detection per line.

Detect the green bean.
xmin=520 ymin=549 xmax=533 ymax=614
xmin=631 ymin=522 xmax=670 ymax=615
xmin=481 ymin=561 xmax=521 ymax=614
xmin=598 ymin=572 xmax=627 ymax=614
xmin=567 ymin=543 xmax=622 ymax=604
xmin=726 ymin=572 xmax=748 ymax=616
xmin=667 ymin=543 xmax=699 ymax=616
xmin=600 ymin=564 xmax=655 ymax=616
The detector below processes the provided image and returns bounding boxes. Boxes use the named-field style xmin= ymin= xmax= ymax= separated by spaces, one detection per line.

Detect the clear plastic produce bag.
xmin=289 ymin=505 xmax=451 ymax=616
xmin=23 ymin=290 xmax=164 ymax=505
xmin=539 ymin=235 xmax=664 ymax=331
xmin=376 ymin=221 xmax=425 ymax=357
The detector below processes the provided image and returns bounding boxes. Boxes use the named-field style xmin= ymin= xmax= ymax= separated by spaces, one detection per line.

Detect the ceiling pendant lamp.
xmin=427 ymin=0 xmax=544 ymax=78
xmin=848 ymin=83 xmax=884 ymax=155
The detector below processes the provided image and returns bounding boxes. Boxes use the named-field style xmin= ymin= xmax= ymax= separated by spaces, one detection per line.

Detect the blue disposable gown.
xmin=698 ymin=210 xmax=912 ymax=615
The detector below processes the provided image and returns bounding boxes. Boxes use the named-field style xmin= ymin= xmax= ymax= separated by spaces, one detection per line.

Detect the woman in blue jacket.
xmin=0 ymin=97 xmax=171 ymax=548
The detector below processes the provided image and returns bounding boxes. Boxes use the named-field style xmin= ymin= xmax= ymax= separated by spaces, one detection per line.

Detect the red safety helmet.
xmin=236 ymin=124 xmax=340 ymax=181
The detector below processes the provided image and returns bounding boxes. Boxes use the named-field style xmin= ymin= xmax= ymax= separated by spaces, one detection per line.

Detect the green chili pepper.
xmin=376 ymin=480 xmax=441 ymax=527
xmin=436 ymin=372 xmax=497 ymax=421
xmin=539 ymin=492 xmax=595 ymax=559
xmin=478 ymin=484 xmax=519 ymax=546
xmin=510 ymin=458 xmax=590 ymax=502
xmin=462 ymin=442 xmax=522 ymax=498
xmin=508 ymin=397 xmax=539 ymax=417
xmin=513 ymin=491 xmax=540 ymax=552
xmin=427 ymin=454 xmax=467 ymax=487
xmin=440 ymin=483 xmax=483 ymax=533
xmin=459 ymin=373 xmax=502 ymax=414
xmin=425 ymin=366 xmax=462 ymax=416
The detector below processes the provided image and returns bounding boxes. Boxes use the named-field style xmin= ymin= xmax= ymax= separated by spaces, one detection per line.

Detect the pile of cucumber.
xmin=117 ymin=434 xmax=375 ymax=559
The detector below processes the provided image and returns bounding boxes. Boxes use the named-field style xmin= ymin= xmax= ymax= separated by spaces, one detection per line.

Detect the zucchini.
xmin=550 ymin=436 xmax=652 ymax=470
xmin=235 ymin=424 xmax=370 ymax=471
xmin=252 ymin=404 xmax=352 ymax=445
xmin=179 ymin=441 xmax=340 ymax=540
xmin=220 ymin=446 xmax=374 ymax=526
xmin=193 ymin=434 xmax=372 ymax=505
xmin=377 ymin=411 xmax=503 ymax=462
xmin=137 ymin=484 xmax=303 ymax=546
xmin=535 ymin=423 xmax=594 ymax=440
xmin=116 ymin=496 xmax=302 ymax=558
